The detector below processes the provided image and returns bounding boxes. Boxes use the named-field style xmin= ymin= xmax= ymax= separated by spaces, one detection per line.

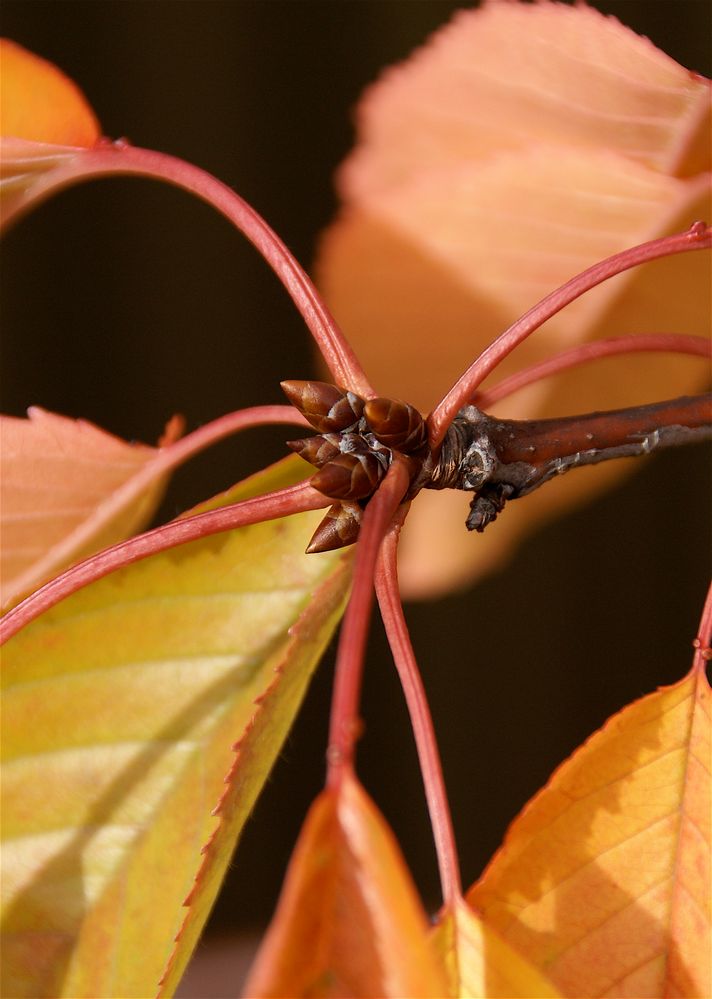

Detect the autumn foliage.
xmin=1 ymin=5 xmax=710 ymax=998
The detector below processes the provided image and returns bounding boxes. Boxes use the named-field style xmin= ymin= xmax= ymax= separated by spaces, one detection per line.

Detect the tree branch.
xmin=426 ymin=393 xmax=712 ymax=532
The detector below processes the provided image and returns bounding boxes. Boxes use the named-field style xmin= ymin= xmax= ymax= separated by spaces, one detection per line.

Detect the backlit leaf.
xmin=432 ymin=898 xmax=561 ymax=998
xmin=1 ymin=408 xmax=181 ymax=610
xmin=467 ymin=665 xmax=711 ymax=998
xmin=317 ymin=0 xmax=711 ymax=597
xmin=243 ymin=772 xmax=449 ymax=997
xmin=1 ymin=456 xmax=352 ymax=999
xmin=339 ymin=0 xmax=709 ymax=195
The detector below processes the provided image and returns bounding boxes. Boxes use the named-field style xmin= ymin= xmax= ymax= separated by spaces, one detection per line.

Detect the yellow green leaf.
xmin=1 ymin=456 xmax=352 ymax=999
xmin=243 ymin=772 xmax=449 ymax=997
xmin=467 ymin=665 xmax=711 ymax=998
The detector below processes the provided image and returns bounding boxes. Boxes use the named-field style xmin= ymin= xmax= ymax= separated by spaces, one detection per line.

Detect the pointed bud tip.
xmin=288 ymin=434 xmax=341 ymax=468
xmin=305 ymin=535 xmax=333 ymax=554
xmin=281 ymin=379 xmax=367 ymax=432
xmin=306 ymin=502 xmax=362 ymax=553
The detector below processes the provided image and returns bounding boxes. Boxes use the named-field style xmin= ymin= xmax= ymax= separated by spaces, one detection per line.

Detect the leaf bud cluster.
xmin=281 ymin=380 xmax=429 ymax=551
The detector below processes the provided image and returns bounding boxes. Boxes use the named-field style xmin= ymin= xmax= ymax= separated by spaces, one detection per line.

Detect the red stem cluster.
xmin=0 ymin=478 xmax=328 ymax=644
xmin=429 ymin=222 xmax=712 ymax=445
xmin=4 ymin=142 xmax=710 ymax=913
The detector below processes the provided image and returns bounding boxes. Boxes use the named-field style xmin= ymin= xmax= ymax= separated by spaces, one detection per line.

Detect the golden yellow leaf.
xmin=467 ymin=665 xmax=711 ymax=998
xmin=432 ymin=897 xmax=561 ymax=998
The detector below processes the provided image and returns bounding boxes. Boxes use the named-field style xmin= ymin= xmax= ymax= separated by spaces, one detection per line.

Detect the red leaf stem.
xmin=475 ymin=334 xmax=711 ymax=410
xmin=0 ymin=479 xmax=328 ymax=644
xmin=1 ymin=405 xmax=310 ymax=613
xmin=375 ymin=515 xmax=462 ymax=906
xmin=3 ymin=141 xmax=373 ymax=397
xmin=112 ymin=404 xmax=312 ymax=525
xmin=692 ymin=582 xmax=712 ymax=676
xmin=158 ymin=404 xmax=309 ymax=458
xmin=326 ymin=458 xmax=411 ymax=786
xmin=428 ymin=222 xmax=712 ymax=446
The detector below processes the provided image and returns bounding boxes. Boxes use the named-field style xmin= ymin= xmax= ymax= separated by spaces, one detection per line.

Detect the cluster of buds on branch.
xmin=282 ymin=380 xmax=428 ymax=552
xmin=283 ymin=379 xmax=712 ymax=549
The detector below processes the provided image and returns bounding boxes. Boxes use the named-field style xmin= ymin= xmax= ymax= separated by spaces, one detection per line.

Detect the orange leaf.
xmin=317 ymin=0 xmax=711 ymax=598
xmin=243 ymin=772 xmax=449 ymax=997
xmin=432 ymin=897 xmax=561 ymax=998
xmin=0 ymin=408 xmax=181 ymax=609
xmin=467 ymin=664 xmax=711 ymax=998
xmin=0 ymin=39 xmax=100 ymax=145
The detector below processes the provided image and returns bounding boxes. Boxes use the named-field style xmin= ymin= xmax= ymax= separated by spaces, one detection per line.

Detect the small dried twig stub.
xmin=284 ymin=380 xmax=712 ymax=548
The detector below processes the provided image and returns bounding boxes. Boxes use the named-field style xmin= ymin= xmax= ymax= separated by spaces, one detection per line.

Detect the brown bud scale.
xmin=364 ymin=397 xmax=428 ymax=453
xmin=281 ymin=380 xmax=364 ymax=432
xmin=310 ymin=451 xmax=385 ymax=500
xmin=287 ymin=434 xmax=341 ymax=468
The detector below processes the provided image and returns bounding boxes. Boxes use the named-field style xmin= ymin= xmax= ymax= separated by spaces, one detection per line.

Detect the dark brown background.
xmin=2 ymin=0 xmax=710 ymax=951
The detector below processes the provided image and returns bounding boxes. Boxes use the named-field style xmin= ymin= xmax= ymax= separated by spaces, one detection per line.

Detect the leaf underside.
xmin=0 ymin=408 xmax=179 ymax=611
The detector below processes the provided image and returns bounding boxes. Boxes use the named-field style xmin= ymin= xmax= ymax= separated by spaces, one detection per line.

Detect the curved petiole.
xmin=0 ymin=478 xmax=328 ymax=645
xmin=3 ymin=405 xmax=311 ymax=612
xmin=326 ymin=458 xmax=411 ymax=786
xmin=692 ymin=582 xmax=712 ymax=676
xmin=475 ymin=334 xmax=711 ymax=410
xmin=429 ymin=223 xmax=712 ymax=446
xmin=2 ymin=140 xmax=373 ymax=397
xmin=376 ymin=515 xmax=463 ymax=907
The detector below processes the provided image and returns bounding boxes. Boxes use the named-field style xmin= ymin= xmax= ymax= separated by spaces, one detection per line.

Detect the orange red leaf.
xmin=339 ymin=0 xmax=709 ymax=195
xmin=0 ymin=40 xmax=101 ymax=223
xmin=243 ymin=772 xmax=449 ymax=997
